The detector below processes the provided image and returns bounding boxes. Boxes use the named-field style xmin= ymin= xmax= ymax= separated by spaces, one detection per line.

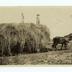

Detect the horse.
xmin=52 ymin=36 xmax=69 ymax=50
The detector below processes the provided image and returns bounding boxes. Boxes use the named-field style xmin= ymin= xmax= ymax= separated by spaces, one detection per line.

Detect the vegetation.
xmin=1 ymin=49 xmax=72 ymax=65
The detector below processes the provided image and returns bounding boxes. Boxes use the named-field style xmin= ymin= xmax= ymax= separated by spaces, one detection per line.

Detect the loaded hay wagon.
xmin=0 ymin=23 xmax=50 ymax=56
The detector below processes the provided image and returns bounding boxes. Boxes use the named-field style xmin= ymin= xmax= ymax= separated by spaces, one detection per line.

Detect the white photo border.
xmin=0 ymin=0 xmax=72 ymax=72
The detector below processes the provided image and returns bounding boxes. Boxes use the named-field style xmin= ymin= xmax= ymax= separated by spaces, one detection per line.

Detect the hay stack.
xmin=0 ymin=23 xmax=50 ymax=55
xmin=17 ymin=23 xmax=50 ymax=53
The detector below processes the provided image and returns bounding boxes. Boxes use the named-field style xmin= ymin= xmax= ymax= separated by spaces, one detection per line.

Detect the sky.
xmin=0 ymin=6 xmax=72 ymax=38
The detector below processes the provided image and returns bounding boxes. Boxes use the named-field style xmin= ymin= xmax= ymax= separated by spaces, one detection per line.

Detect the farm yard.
xmin=0 ymin=22 xmax=72 ymax=65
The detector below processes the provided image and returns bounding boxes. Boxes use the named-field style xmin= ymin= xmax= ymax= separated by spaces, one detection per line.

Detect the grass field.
xmin=1 ymin=48 xmax=72 ymax=65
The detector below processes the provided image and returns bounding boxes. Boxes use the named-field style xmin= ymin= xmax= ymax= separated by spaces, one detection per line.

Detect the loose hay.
xmin=0 ymin=23 xmax=50 ymax=56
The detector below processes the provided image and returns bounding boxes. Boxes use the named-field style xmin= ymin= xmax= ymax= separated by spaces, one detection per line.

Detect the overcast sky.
xmin=0 ymin=6 xmax=72 ymax=38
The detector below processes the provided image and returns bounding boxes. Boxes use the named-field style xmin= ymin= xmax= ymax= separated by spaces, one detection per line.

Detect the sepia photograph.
xmin=0 ymin=6 xmax=72 ymax=65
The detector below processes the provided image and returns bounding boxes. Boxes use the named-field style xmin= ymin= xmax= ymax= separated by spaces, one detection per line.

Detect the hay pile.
xmin=0 ymin=23 xmax=50 ymax=56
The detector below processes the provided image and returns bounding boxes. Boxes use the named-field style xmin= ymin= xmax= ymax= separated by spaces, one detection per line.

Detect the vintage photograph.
xmin=0 ymin=6 xmax=72 ymax=65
